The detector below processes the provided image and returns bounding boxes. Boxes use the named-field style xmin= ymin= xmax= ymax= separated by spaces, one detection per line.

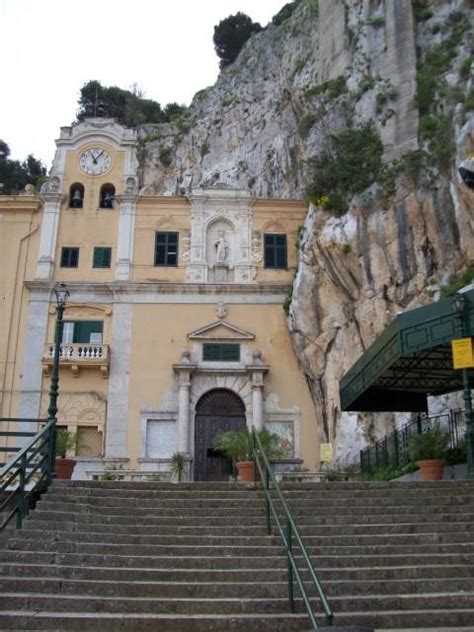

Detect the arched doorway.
xmin=194 ymin=389 xmax=246 ymax=481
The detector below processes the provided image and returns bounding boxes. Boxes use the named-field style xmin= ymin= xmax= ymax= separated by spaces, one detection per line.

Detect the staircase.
xmin=0 ymin=479 xmax=473 ymax=630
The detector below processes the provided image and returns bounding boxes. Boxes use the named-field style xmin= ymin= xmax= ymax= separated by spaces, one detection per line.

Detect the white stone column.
xmin=17 ymin=290 xmax=51 ymax=442
xmin=36 ymin=192 xmax=64 ymax=279
xmin=105 ymin=303 xmax=132 ymax=458
xmin=115 ymin=193 xmax=138 ymax=281
xmin=173 ymin=352 xmax=196 ymax=455
xmin=248 ymin=350 xmax=269 ymax=431
xmin=252 ymin=382 xmax=264 ymax=431
xmin=177 ymin=374 xmax=191 ymax=453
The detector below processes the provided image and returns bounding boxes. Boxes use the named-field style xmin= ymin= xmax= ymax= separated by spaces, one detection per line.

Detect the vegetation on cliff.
xmin=0 ymin=140 xmax=46 ymax=194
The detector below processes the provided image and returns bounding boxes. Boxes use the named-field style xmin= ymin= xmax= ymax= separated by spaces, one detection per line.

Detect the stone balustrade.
xmin=42 ymin=343 xmax=110 ymax=378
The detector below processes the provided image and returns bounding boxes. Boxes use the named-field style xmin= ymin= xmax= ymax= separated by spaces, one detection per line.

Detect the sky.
xmin=0 ymin=0 xmax=285 ymax=168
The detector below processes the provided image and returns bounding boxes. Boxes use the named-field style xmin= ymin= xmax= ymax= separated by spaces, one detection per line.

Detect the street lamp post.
xmin=451 ymin=293 xmax=474 ymax=479
xmin=47 ymin=282 xmax=69 ymax=422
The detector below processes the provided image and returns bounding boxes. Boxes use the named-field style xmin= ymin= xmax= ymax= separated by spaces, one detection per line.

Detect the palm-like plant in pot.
xmin=55 ymin=430 xmax=77 ymax=480
xmin=407 ymin=426 xmax=450 ymax=481
xmin=214 ymin=426 xmax=283 ymax=482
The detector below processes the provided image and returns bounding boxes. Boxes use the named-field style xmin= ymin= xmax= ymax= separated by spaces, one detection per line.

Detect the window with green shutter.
xmin=93 ymin=247 xmax=112 ymax=268
xmin=203 ymin=343 xmax=240 ymax=362
xmin=62 ymin=321 xmax=103 ymax=344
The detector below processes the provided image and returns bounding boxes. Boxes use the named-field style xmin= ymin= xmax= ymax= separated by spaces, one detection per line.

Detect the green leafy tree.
xmin=213 ymin=12 xmax=262 ymax=68
xmin=77 ymin=80 xmax=185 ymax=127
xmin=0 ymin=140 xmax=46 ymax=194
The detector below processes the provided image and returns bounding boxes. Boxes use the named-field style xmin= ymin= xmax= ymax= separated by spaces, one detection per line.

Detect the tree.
xmin=77 ymin=81 xmax=185 ymax=128
xmin=0 ymin=140 xmax=46 ymax=194
xmin=213 ymin=12 xmax=262 ymax=68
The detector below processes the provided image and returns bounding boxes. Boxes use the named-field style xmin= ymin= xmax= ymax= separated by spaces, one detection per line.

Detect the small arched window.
xmin=99 ymin=184 xmax=115 ymax=209
xmin=69 ymin=183 xmax=84 ymax=209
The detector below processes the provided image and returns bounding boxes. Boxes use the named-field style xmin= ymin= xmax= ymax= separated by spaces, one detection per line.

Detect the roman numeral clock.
xmin=80 ymin=148 xmax=112 ymax=175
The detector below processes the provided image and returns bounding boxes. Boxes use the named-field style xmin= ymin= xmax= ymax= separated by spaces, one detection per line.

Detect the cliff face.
xmin=139 ymin=0 xmax=474 ymax=463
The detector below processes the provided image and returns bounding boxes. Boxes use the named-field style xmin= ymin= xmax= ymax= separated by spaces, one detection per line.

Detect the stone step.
xmin=53 ymin=480 xmax=474 ymax=491
xmin=1 ymin=608 xmax=474 ymax=630
xmin=2 ymin=551 xmax=473 ymax=575
xmin=35 ymin=499 xmax=474 ymax=518
xmin=40 ymin=494 xmax=474 ymax=510
xmin=24 ymin=505 xmax=474 ymax=533
xmin=21 ymin=519 xmax=474 ymax=537
xmin=1 ymin=576 xmax=473 ymax=599
xmin=6 ymin=537 xmax=474 ymax=558
xmin=45 ymin=487 xmax=474 ymax=503
xmin=9 ymin=528 xmax=474 ymax=548
xmin=26 ymin=508 xmax=474 ymax=528
xmin=1 ymin=591 xmax=474 ymax=615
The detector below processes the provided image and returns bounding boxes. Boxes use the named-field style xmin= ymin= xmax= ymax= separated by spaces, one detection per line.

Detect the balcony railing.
xmin=42 ymin=343 xmax=110 ymax=378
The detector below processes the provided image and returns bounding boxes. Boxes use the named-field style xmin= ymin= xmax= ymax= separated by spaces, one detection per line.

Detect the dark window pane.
xmin=155 ymin=232 xmax=179 ymax=266
xmin=264 ymin=234 xmax=287 ymax=269
xmin=93 ymin=247 xmax=111 ymax=268
xmin=72 ymin=321 xmax=103 ymax=344
xmin=203 ymin=344 xmax=240 ymax=362
xmin=60 ymin=247 xmax=79 ymax=268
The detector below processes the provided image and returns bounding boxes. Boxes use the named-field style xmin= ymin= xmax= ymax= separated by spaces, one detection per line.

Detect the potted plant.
xmin=170 ymin=452 xmax=186 ymax=482
xmin=55 ymin=430 xmax=77 ymax=480
xmin=214 ymin=427 xmax=283 ymax=482
xmin=407 ymin=426 xmax=450 ymax=481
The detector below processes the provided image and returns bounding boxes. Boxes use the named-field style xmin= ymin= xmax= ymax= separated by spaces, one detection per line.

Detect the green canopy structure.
xmin=340 ymin=289 xmax=474 ymax=413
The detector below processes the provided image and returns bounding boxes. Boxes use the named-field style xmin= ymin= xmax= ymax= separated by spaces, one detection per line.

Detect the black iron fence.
xmin=360 ymin=409 xmax=465 ymax=475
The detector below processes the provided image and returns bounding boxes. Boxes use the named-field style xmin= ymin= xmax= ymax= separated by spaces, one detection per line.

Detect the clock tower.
xmin=36 ymin=118 xmax=138 ymax=280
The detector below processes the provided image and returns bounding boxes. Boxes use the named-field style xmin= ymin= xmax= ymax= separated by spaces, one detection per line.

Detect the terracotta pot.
xmin=55 ymin=458 xmax=76 ymax=480
xmin=417 ymin=459 xmax=445 ymax=482
xmin=236 ymin=461 xmax=259 ymax=483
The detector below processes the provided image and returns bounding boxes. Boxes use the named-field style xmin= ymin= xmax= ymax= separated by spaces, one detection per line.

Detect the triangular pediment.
xmin=188 ymin=320 xmax=255 ymax=341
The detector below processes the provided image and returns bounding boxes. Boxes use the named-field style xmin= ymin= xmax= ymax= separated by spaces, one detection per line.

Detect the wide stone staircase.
xmin=0 ymin=479 xmax=473 ymax=630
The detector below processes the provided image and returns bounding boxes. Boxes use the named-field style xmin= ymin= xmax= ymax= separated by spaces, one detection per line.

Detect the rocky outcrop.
xmin=139 ymin=0 xmax=473 ymax=462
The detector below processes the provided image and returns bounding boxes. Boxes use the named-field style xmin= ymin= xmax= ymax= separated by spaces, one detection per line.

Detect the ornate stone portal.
xmin=186 ymin=187 xmax=257 ymax=283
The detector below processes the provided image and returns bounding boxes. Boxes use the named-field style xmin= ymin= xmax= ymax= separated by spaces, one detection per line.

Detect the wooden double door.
xmin=193 ymin=389 xmax=246 ymax=481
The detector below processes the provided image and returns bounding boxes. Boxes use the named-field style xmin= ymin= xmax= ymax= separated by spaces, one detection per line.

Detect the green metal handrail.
xmin=251 ymin=427 xmax=333 ymax=629
xmin=0 ymin=419 xmax=55 ymax=531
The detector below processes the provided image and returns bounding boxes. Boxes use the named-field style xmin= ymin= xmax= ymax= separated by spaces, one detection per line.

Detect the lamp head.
xmin=53 ymin=282 xmax=69 ymax=307
xmin=451 ymin=292 xmax=466 ymax=315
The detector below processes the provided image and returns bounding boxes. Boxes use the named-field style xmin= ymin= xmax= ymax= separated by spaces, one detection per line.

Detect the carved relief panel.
xmin=186 ymin=188 xmax=257 ymax=283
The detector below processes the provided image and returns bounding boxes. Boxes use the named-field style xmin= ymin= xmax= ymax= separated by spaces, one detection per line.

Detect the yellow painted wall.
xmin=0 ymin=196 xmax=42 ymax=418
xmin=126 ymin=302 xmax=318 ymax=470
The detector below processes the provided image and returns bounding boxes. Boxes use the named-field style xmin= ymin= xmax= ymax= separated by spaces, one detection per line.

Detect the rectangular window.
xmin=60 ymin=247 xmax=79 ymax=268
xmin=203 ymin=343 xmax=240 ymax=362
xmin=93 ymin=247 xmax=112 ymax=269
xmin=264 ymin=234 xmax=287 ymax=269
xmin=62 ymin=321 xmax=103 ymax=344
xmin=155 ymin=232 xmax=178 ymax=266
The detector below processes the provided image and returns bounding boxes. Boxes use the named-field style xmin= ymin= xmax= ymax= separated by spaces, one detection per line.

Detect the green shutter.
xmin=203 ymin=344 xmax=240 ymax=362
xmin=73 ymin=321 xmax=103 ymax=343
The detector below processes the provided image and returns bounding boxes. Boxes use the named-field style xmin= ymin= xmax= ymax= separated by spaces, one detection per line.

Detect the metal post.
xmin=287 ymin=517 xmax=295 ymax=612
xmin=16 ymin=453 xmax=27 ymax=529
xmin=462 ymin=368 xmax=474 ymax=479
xmin=265 ymin=466 xmax=272 ymax=535
xmin=46 ymin=284 xmax=69 ymax=479
xmin=451 ymin=293 xmax=474 ymax=480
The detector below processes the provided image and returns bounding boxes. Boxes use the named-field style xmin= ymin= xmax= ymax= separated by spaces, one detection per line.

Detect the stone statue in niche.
xmin=214 ymin=231 xmax=229 ymax=263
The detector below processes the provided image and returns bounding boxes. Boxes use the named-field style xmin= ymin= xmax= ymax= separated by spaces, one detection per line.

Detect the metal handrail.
xmin=0 ymin=419 xmax=55 ymax=531
xmin=251 ymin=427 xmax=333 ymax=629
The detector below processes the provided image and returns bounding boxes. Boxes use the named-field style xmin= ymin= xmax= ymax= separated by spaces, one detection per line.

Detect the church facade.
xmin=0 ymin=118 xmax=319 ymax=480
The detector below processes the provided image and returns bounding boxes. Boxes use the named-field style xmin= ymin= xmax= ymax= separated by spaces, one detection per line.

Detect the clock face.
xmin=79 ymin=148 xmax=112 ymax=175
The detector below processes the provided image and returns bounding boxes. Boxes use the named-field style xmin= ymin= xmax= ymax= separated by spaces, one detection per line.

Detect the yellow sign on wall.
xmin=320 ymin=443 xmax=333 ymax=462
xmin=452 ymin=337 xmax=474 ymax=369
